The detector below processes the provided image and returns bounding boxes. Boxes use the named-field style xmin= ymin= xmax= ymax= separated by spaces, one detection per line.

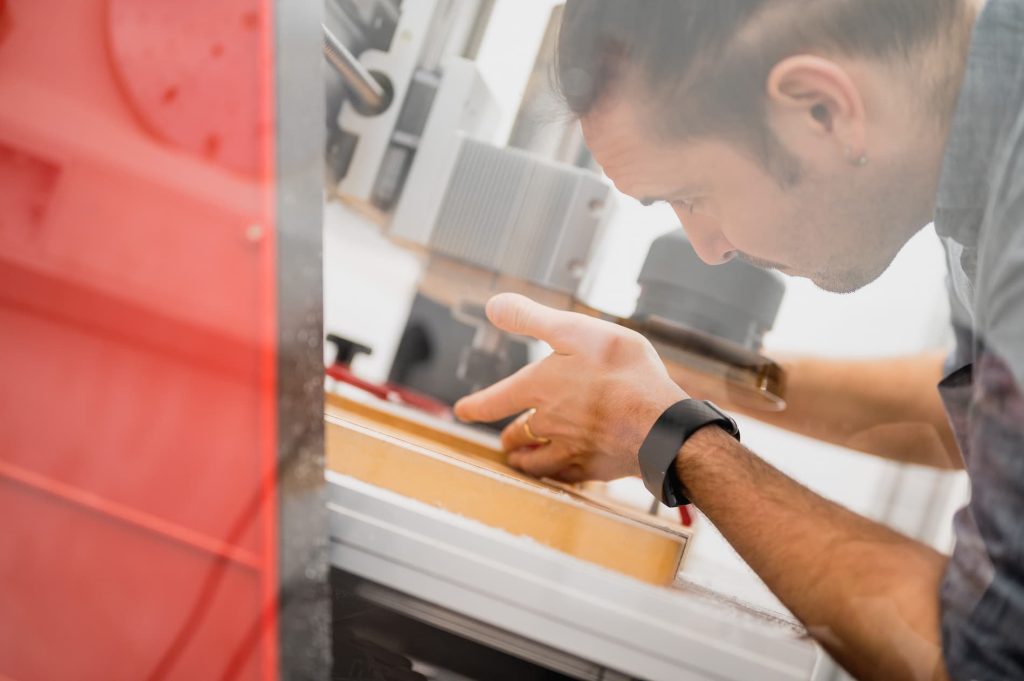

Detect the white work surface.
xmin=328 ymin=471 xmax=820 ymax=681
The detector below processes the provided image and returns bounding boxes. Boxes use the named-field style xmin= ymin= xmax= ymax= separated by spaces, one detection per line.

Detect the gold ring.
xmin=523 ymin=408 xmax=551 ymax=445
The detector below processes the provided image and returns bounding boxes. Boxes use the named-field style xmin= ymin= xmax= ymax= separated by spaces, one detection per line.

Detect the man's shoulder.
xmin=975 ymin=101 xmax=1024 ymax=388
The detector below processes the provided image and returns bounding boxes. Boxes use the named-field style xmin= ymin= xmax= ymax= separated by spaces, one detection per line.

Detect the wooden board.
xmin=325 ymin=390 xmax=504 ymax=465
xmin=325 ymin=392 xmax=692 ymax=585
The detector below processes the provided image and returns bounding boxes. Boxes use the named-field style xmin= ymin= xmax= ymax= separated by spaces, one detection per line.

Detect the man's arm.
xmin=669 ymin=352 xmax=963 ymax=469
xmin=678 ymin=426 xmax=950 ymax=681
xmin=455 ymin=293 xmax=954 ymax=681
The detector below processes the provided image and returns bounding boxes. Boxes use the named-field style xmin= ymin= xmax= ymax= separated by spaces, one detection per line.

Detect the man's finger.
xmin=507 ymin=444 xmax=574 ymax=479
xmin=501 ymin=410 xmax=552 ymax=452
xmin=485 ymin=293 xmax=599 ymax=354
xmin=453 ymin=363 xmax=538 ymax=424
xmin=552 ymin=463 xmax=588 ymax=484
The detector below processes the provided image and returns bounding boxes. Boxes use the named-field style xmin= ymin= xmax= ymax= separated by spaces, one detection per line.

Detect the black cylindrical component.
xmin=634 ymin=230 xmax=786 ymax=351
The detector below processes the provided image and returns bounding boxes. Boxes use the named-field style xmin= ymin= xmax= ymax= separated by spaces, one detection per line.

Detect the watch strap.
xmin=638 ymin=399 xmax=740 ymax=507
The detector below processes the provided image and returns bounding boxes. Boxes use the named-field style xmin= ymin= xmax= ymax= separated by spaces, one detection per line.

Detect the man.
xmin=453 ymin=1 xmax=1024 ymax=679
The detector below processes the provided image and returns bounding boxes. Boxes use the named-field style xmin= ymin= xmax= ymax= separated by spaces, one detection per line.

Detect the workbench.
xmin=325 ymin=390 xmax=820 ymax=680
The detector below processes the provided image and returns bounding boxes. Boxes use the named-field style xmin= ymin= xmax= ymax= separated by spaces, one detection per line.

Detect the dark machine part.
xmin=369 ymin=68 xmax=440 ymax=210
xmin=326 ymin=0 xmax=401 ymax=55
xmin=389 ymin=294 xmax=529 ymax=421
xmin=325 ymin=332 xmax=451 ymax=416
xmin=452 ymin=300 xmax=515 ymax=392
xmin=324 ymin=0 xmax=401 ymax=185
xmin=366 ymin=0 xmax=496 ymax=210
xmin=332 ymin=569 xmax=588 ymax=681
xmin=634 ymin=230 xmax=786 ymax=352
xmin=327 ymin=333 xmax=374 ymax=366
xmin=323 ymin=23 xmax=393 ymax=116
xmin=324 ymin=0 xmax=495 ymax=194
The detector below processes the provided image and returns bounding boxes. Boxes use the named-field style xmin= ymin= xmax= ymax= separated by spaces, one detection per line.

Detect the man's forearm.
xmin=679 ymin=426 xmax=950 ymax=681
xmin=670 ymin=352 xmax=962 ymax=469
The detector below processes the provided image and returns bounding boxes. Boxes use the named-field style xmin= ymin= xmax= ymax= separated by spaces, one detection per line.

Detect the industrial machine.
xmin=0 ymin=0 xmax=329 ymax=678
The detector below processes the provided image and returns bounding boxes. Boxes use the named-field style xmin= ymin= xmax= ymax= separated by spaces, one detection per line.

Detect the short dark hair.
xmin=556 ymin=0 xmax=961 ymax=183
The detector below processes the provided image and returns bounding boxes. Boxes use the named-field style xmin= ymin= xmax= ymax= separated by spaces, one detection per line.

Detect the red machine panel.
xmin=0 ymin=0 xmax=280 ymax=678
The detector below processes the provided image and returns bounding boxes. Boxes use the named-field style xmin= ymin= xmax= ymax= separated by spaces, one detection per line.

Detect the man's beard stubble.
xmin=772 ymin=149 xmax=920 ymax=295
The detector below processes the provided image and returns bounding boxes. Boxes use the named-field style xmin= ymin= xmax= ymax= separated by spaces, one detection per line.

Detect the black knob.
xmin=326 ymin=333 xmax=372 ymax=367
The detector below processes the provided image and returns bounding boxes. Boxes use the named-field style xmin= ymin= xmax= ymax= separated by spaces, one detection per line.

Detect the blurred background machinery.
xmin=323 ymin=0 xmax=787 ymax=426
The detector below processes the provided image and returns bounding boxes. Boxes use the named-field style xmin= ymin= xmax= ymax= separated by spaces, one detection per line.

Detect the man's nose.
xmin=679 ymin=212 xmax=735 ymax=265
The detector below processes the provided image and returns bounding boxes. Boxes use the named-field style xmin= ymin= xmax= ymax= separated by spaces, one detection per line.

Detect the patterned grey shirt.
xmin=934 ymin=0 xmax=1024 ymax=678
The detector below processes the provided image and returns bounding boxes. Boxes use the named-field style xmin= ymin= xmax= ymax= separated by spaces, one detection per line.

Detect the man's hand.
xmin=453 ymin=293 xmax=686 ymax=482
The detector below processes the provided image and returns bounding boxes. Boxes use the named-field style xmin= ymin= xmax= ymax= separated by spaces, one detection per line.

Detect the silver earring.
xmin=845 ymin=147 xmax=868 ymax=167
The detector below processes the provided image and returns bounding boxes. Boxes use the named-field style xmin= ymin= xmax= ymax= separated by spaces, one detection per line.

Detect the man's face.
xmin=581 ymin=94 xmax=929 ymax=293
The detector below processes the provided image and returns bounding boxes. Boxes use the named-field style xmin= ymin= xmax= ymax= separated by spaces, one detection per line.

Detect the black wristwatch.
xmin=638 ymin=399 xmax=740 ymax=507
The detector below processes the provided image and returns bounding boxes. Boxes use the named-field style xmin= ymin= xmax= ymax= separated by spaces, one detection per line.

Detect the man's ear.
xmin=766 ymin=55 xmax=867 ymax=160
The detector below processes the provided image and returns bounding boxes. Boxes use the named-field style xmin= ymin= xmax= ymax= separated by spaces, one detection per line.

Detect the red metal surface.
xmin=385 ymin=382 xmax=452 ymax=418
xmin=326 ymin=364 xmax=452 ymax=418
xmin=107 ymin=0 xmax=271 ymax=177
xmin=326 ymin=364 xmax=391 ymax=401
xmin=0 ymin=0 xmax=279 ymax=678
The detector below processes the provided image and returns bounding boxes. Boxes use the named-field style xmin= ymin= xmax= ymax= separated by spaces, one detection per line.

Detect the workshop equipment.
xmin=324 ymin=391 xmax=819 ymax=681
xmin=324 ymin=387 xmax=818 ymax=680
xmin=0 ymin=0 xmax=328 ymax=678
xmin=326 ymin=332 xmax=451 ymax=416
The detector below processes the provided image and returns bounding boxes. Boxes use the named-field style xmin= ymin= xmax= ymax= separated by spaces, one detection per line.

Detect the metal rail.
xmin=322 ymin=23 xmax=388 ymax=115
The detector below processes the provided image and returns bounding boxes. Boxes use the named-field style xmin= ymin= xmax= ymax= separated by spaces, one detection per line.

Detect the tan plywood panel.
xmin=325 ymin=391 xmax=505 ymax=464
xmin=325 ymin=396 xmax=692 ymax=585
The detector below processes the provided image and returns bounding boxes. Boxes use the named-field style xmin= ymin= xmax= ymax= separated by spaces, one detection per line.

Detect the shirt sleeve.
xmin=940 ymin=350 xmax=1024 ymax=680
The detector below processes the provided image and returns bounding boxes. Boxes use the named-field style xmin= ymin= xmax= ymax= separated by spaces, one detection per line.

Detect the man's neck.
xmin=939 ymin=0 xmax=985 ymax=128
xmin=920 ymin=0 xmax=986 ymax=223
